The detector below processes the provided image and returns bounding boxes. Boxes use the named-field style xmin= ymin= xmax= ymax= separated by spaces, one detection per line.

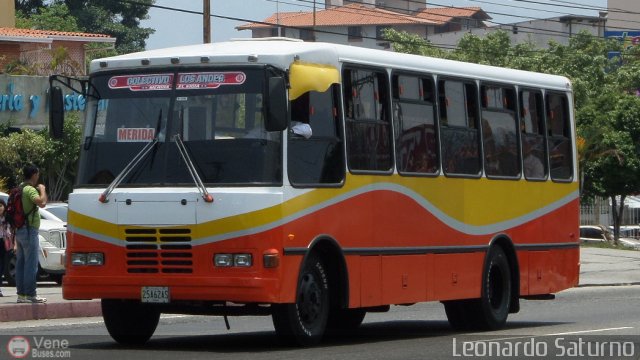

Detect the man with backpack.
xmin=14 ymin=164 xmax=48 ymax=303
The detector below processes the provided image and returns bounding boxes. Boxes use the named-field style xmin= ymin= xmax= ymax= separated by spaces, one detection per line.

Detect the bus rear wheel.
xmin=272 ymin=254 xmax=329 ymax=346
xmin=444 ymin=246 xmax=511 ymax=330
xmin=102 ymin=299 xmax=160 ymax=345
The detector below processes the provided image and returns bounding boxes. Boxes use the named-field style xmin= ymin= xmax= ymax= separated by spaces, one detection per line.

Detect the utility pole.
xmin=203 ymin=0 xmax=211 ymax=43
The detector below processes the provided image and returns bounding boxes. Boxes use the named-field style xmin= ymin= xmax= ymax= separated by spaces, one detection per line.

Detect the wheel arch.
xmin=488 ymin=234 xmax=520 ymax=314
xmin=299 ymin=235 xmax=350 ymax=310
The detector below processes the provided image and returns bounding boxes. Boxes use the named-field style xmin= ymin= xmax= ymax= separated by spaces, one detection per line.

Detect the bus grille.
xmin=124 ymin=228 xmax=193 ymax=274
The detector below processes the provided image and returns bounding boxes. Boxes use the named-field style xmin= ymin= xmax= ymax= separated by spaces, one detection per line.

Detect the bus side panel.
xmin=380 ymin=254 xmax=427 ymax=304
xmin=347 ymin=255 xmax=362 ymax=308
xmin=432 ymin=253 xmax=484 ymax=301
xmin=279 ymin=254 xmax=303 ymax=303
xmin=360 ymin=255 xmax=382 ymax=307
xmin=517 ymin=251 xmax=530 ymax=295
xmin=528 ymin=248 xmax=579 ymax=295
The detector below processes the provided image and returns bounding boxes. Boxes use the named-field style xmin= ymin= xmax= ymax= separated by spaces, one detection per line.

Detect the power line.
xmin=117 ymin=0 xmax=626 ymax=57
xmin=282 ymin=0 xmax=603 ymax=41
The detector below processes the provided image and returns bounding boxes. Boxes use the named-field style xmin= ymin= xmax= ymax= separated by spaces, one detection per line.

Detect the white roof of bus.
xmin=91 ymin=38 xmax=571 ymax=91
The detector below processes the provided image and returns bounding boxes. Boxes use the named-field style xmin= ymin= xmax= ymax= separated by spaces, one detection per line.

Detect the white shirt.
xmin=291 ymin=122 xmax=312 ymax=139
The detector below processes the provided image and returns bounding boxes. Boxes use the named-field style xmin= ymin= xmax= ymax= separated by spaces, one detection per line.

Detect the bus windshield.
xmin=77 ymin=68 xmax=282 ymax=187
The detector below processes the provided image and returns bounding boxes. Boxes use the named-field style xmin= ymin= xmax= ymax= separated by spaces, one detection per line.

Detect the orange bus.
xmin=51 ymin=38 xmax=579 ymax=346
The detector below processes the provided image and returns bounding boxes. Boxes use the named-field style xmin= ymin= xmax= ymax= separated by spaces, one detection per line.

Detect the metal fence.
xmin=580 ymin=196 xmax=640 ymax=229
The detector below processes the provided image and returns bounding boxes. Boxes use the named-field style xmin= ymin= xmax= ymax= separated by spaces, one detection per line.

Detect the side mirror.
xmin=49 ymin=86 xmax=64 ymax=139
xmin=265 ymin=77 xmax=287 ymax=132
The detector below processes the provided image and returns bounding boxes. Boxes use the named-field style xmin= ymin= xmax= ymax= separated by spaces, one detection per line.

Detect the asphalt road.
xmin=1 ymin=285 xmax=639 ymax=360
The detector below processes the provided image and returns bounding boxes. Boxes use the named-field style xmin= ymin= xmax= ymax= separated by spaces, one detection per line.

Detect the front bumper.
xmin=63 ymin=275 xmax=281 ymax=303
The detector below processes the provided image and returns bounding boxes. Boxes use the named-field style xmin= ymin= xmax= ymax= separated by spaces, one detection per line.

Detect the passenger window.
xmin=393 ymin=74 xmax=439 ymax=175
xmin=546 ymin=93 xmax=573 ymax=181
xmin=520 ymin=90 xmax=547 ymax=180
xmin=438 ymin=79 xmax=481 ymax=176
xmin=343 ymin=68 xmax=393 ymax=172
xmin=288 ymin=86 xmax=345 ymax=185
xmin=481 ymin=85 xmax=519 ymax=178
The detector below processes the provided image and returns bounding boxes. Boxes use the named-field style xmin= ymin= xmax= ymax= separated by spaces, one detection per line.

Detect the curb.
xmin=577 ymin=282 xmax=640 ymax=288
xmin=0 ymin=301 xmax=101 ymax=322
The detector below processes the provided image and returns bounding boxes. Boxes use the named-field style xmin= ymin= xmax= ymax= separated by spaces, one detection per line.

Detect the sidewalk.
xmin=0 ymin=247 xmax=639 ymax=322
xmin=0 ymin=285 xmax=100 ymax=322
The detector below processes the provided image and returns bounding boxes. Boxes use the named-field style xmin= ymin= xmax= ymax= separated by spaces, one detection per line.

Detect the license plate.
xmin=141 ymin=286 xmax=170 ymax=303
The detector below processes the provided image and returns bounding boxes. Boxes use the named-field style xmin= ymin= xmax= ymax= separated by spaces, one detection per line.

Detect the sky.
xmin=141 ymin=0 xmax=609 ymax=50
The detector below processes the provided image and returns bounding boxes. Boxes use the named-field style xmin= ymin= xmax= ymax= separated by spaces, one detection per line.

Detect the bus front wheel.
xmin=272 ymin=254 xmax=329 ymax=346
xmin=102 ymin=299 xmax=160 ymax=345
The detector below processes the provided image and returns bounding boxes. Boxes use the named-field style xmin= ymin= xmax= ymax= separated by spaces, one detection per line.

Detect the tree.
xmin=382 ymin=28 xmax=450 ymax=58
xmin=64 ymin=0 xmax=156 ymax=54
xmin=16 ymin=0 xmax=155 ymax=54
xmin=15 ymin=0 xmax=45 ymax=14
xmin=43 ymin=113 xmax=82 ymax=200
xmin=0 ymin=114 xmax=82 ymax=200
xmin=15 ymin=2 xmax=81 ymax=32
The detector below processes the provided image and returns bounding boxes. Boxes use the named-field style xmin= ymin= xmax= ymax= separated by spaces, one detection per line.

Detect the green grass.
xmin=581 ymin=242 xmax=637 ymax=251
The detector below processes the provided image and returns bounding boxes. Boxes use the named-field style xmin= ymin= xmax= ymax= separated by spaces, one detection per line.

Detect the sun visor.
xmin=289 ymin=61 xmax=339 ymax=100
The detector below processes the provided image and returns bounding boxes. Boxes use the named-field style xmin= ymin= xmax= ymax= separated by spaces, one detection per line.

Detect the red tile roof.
xmin=237 ymin=3 xmax=438 ymax=29
xmin=0 ymin=27 xmax=115 ymax=41
xmin=414 ymin=7 xmax=491 ymax=24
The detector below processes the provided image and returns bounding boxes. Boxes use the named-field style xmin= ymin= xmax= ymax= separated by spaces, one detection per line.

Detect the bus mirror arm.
xmin=173 ymin=134 xmax=214 ymax=203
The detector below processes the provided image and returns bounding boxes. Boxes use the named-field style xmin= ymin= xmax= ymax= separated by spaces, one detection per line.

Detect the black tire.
xmin=272 ymin=254 xmax=329 ymax=346
xmin=443 ymin=247 xmax=511 ymax=331
xmin=443 ymin=299 xmax=476 ymax=331
xmin=51 ymin=274 xmax=64 ymax=285
xmin=102 ymin=299 xmax=160 ymax=345
xmin=327 ymin=308 xmax=366 ymax=330
xmin=4 ymin=251 xmax=16 ymax=287
xmin=476 ymin=246 xmax=511 ymax=330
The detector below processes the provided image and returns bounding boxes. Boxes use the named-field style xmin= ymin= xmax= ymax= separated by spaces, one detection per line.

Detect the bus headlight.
xmin=233 ymin=254 xmax=252 ymax=267
xmin=214 ymin=253 xmax=252 ymax=267
xmin=71 ymin=253 xmax=86 ymax=266
xmin=87 ymin=253 xmax=104 ymax=266
xmin=214 ymin=254 xmax=233 ymax=267
xmin=71 ymin=252 xmax=104 ymax=266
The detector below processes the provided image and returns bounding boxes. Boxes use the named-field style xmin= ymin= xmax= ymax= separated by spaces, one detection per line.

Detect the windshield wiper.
xmin=173 ymin=134 xmax=214 ymax=203
xmin=98 ymin=137 xmax=158 ymax=203
xmin=99 ymin=110 xmax=163 ymax=203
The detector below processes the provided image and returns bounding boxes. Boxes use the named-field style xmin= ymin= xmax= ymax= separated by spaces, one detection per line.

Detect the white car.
xmin=579 ymin=225 xmax=640 ymax=250
xmin=1 ymin=192 xmax=67 ymax=285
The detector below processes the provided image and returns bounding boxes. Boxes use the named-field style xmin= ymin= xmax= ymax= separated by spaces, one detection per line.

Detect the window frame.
xmin=348 ymin=26 xmax=363 ymax=42
xmin=437 ymin=76 xmax=482 ymax=179
xmin=479 ymin=82 xmax=521 ymax=180
xmin=392 ymin=70 xmax=440 ymax=177
xmin=342 ymin=64 xmax=394 ymax=175
xmin=545 ymin=91 xmax=574 ymax=183
xmin=287 ymin=84 xmax=346 ymax=188
xmin=518 ymin=87 xmax=549 ymax=181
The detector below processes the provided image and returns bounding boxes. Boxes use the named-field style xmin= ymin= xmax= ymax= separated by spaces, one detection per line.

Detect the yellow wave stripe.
xmin=69 ymin=175 xmax=578 ymax=241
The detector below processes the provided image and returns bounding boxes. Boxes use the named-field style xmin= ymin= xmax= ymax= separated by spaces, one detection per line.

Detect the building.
xmin=0 ymin=0 xmax=116 ymax=76
xmin=0 ymin=0 xmax=115 ymax=129
xmin=237 ymin=1 xmax=490 ymax=50
xmin=603 ymin=0 xmax=640 ymax=55
xmin=606 ymin=0 xmax=640 ymax=31
xmin=431 ymin=14 xmax=607 ymax=49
